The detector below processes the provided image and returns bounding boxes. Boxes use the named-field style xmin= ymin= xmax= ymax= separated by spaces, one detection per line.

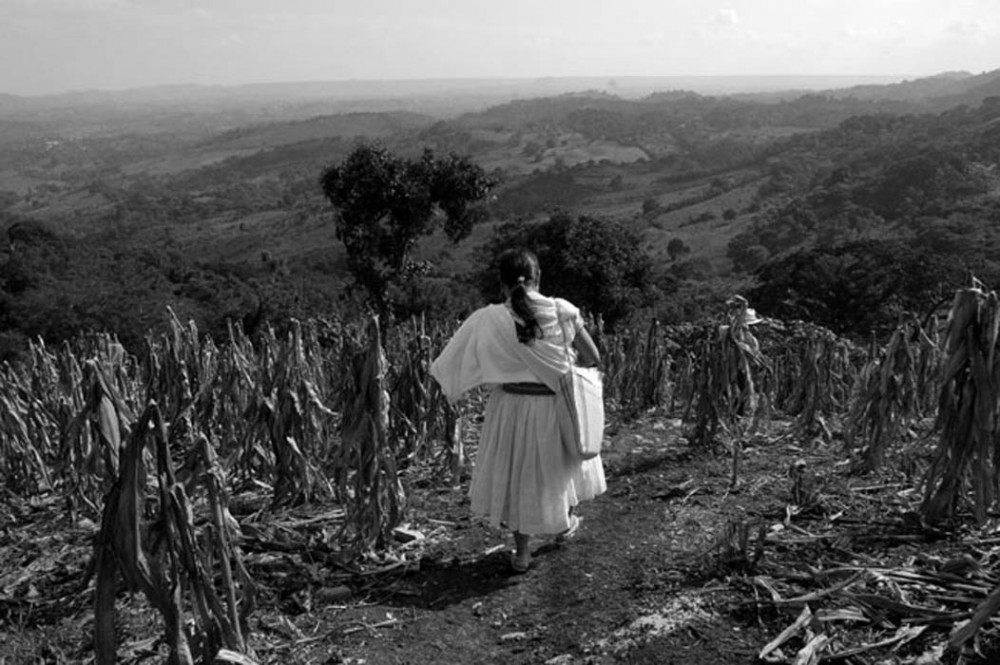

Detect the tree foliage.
xmin=319 ymin=142 xmax=496 ymax=315
xmin=475 ymin=211 xmax=656 ymax=328
xmin=666 ymin=237 xmax=691 ymax=262
xmin=859 ymin=150 xmax=992 ymax=221
xmin=0 ymin=216 xmax=294 ymax=360
xmin=749 ymin=240 xmax=967 ymax=338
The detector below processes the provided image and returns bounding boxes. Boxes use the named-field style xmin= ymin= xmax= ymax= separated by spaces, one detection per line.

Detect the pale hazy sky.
xmin=1 ymin=0 xmax=998 ymax=96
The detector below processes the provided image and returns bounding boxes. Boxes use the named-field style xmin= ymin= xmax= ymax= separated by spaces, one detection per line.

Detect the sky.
xmin=0 ymin=0 xmax=998 ymax=96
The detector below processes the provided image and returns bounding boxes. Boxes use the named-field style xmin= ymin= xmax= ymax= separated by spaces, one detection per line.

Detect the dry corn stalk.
xmin=607 ymin=319 xmax=672 ymax=419
xmin=0 ymin=335 xmax=136 ymax=513
xmin=690 ymin=296 xmax=769 ymax=451
xmin=442 ymin=399 xmax=465 ymax=484
xmin=338 ymin=316 xmax=405 ymax=550
xmin=220 ymin=320 xmax=274 ymax=488
xmin=711 ymin=518 xmax=767 ymax=572
xmin=260 ymin=321 xmax=335 ymax=506
xmin=922 ymin=283 xmax=1000 ymax=525
xmin=0 ymin=361 xmax=54 ymax=495
xmin=779 ymin=322 xmax=860 ymax=441
xmin=60 ymin=359 xmax=136 ymax=513
xmin=94 ymin=403 xmax=256 ymax=665
xmin=844 ymin=319 xmax=933 ymax=470
xmin=388 ymin=315 xmax=434 ymax=460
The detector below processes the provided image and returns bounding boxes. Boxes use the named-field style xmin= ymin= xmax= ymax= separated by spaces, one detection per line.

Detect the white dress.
xmin=430 ymin=292 xmax=606 ymax=535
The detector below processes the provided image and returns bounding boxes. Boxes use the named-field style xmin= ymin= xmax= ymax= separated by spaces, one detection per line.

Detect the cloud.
xmin=709 ymin=8 xmax=741 ymax=27
xmin=839 ymin=25 xmax=885 ymax=44
xmin=641 ymin=31 xmax=667 ymax=46
xmin=0 ymin=0 xmax=132 ymax=15
xmin=946 ymin=19 xmax=984 ymax=37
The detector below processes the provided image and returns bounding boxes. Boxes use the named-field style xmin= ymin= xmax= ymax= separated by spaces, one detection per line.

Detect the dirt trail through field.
xmin=285 ymin=419 xmax=777 ymax=665
xmin=8 ymin=416 xmax=977 ymax=664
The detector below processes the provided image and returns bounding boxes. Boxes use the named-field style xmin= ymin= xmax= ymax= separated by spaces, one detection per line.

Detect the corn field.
xmin=0 ymin=300 xmax=985 ymax=522
xmin=1 ymin=285 xmax=997 ymax=661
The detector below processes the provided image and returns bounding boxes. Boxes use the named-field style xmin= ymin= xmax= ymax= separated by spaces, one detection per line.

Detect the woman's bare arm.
xmin=572 ymin=327 xmax=601 ymax=368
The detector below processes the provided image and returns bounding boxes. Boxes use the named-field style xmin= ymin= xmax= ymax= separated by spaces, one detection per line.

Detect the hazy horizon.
xmin=2 ymin=73 xmax=922 ymax=100
xmin=1 ymin=0 xmax=997 ymax=97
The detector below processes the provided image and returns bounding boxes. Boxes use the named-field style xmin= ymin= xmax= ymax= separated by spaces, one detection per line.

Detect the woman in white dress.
xmin=430 ymin=249 xmax=606 ymax=572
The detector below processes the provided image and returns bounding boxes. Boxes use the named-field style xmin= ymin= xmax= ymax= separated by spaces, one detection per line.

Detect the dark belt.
xmin=502 ymin=382 xmax=555 ymax=395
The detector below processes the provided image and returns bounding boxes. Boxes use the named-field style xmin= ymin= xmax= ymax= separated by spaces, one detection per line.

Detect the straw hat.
xmin=744 ymin=308 xmax=764 ymax=325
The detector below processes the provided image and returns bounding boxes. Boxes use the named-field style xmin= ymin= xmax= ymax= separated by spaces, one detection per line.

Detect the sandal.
xmin=510 ymin=550 xmax=531 ymax=573
xmin=555 ymin=515 xmax=581 ymax=543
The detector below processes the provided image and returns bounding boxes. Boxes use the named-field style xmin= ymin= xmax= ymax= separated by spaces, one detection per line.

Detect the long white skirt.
xmin=469 ymin=387 xmax=606 ymax=535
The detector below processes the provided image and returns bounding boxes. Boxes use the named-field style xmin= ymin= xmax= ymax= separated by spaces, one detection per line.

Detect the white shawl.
xmin=430 ymin=299 xmax=578 ymax=402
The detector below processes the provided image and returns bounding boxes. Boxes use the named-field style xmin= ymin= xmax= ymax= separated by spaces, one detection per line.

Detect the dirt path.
xmin=275 ymin=419 xmax=780 ymax=665
xmin=7 ymin=417 xmax=985 ymax=663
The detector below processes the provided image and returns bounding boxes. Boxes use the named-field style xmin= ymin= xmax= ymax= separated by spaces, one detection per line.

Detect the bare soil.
xmin=3 ymin=416 xmax=998 ymax=664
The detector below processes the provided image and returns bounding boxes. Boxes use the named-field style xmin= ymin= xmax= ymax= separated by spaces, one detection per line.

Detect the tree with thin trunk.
xmin=320 ymin=142 xmax=496 ymax=317
xmin=667 ymin=237 xmax=690 ymax=262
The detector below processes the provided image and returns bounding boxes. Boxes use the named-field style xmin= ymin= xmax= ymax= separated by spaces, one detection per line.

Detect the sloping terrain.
xmin=3 ymin=415 xmax=998 ymax=664
xmin=1 ymin=70 xmax=1000 ymax=358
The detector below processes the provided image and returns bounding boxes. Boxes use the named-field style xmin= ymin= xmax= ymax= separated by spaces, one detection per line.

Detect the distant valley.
xmin=1 ymin=69 xmax=999 ymax=358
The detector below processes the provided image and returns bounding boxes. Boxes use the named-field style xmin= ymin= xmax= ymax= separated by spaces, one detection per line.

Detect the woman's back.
xmin=509 ymin=292 xmax=579 ymax=356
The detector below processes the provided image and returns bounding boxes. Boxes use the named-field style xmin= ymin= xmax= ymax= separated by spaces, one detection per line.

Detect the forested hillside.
xmin=1 ymin=70 xmax=999 ymax=360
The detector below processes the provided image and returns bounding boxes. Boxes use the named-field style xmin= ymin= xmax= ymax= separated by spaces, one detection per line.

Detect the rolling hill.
xmin=1 ymin=69 xmax=999 ymax=356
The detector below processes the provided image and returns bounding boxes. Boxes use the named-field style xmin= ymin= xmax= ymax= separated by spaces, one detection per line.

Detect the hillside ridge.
xmin=1 ymin=67 xmax=999 ymax=356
